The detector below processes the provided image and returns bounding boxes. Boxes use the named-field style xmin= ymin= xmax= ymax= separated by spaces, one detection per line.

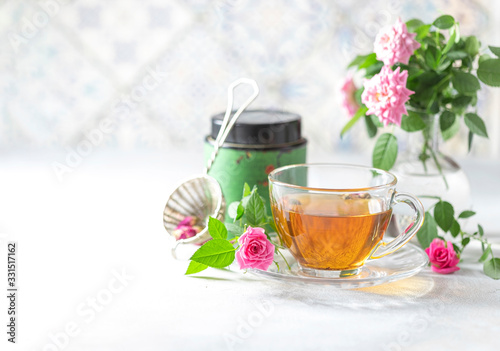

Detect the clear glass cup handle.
xmin=369 ymin=192 xmax=425 ymax=259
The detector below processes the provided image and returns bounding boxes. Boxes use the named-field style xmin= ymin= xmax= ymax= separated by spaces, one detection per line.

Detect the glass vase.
xmin=392 ymin=114 xmax=472 ymax=213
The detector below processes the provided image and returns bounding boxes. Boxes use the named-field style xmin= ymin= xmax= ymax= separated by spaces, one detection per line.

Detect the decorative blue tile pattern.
xmin=0 ymin=0 xmax=497 ymax=156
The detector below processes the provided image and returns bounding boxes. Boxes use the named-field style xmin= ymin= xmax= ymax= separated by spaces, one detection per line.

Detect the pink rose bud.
xmin=176 ymin=216 xmax=196 ymax=228
xmin=425 ymin=238 xmax=460 ymax=274
xmin=361 ymin=66 xmax=414 ymax=127
xmin=236 ymin=226 xmax=275 ymax=271
xmin=341 ymin=75 xmax=360 ymax=118
xmin=374 ymin=18 xmax=421 ymax=66
xmin=173 ymin=225 xmax=198 ymax=240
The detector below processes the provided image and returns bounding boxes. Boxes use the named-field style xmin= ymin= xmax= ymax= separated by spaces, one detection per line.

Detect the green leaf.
xmin=340 ymin=106 xmax=368 ymax=138
xmin=347 ymin=55 xmax=366 ymax=68
xmin=185 ymin=261 xmax=208 ymax=275
xmin=208 ymin=217 xmax=227 ymax=240
xmin=235 ymin=202 xmax=244 ymax=221
xmin=450 ymin=220 xmax=461 ymax=238
xmin=358 ymin=53 xmax=378 ymax=69
xmin=245 ymin=189 xmax=266 ymax=226
xmin=267 ymin=218 xmax=277 ymax=233
xmin=452 ymin=71 xmax=481 ymax=95
xmin=442 ymin=113 xmax=460 ymax=141
xmin=415 ymin=24 xmax=432 ymax=40
xmin=478 ymin=54 xmax=491 ymax=65
xmin=365 ymin=62 xmax=384 ymax=77
xmin=243 ymin=183 xmax=252 ymax=197
xmin=458 ymin=210 xmax=476 ymax=219
xmin=370 ymin=114 xmax=383 ymax=127
xmin=433 ymin=15 xmax=455 ymax=29
xmin=354 ymin=87 xmax=364 ymax=105
xmin=464 ymin=36 xmax=480 ymax=56
xmin=484 ymin=258 xmax=500 ymax=280
xmin=462 ymin=237 xmax=470 ymax=247
xmin=436 ymin=57 xmax=452 ymax=72
xmin=417 ymin=212 xmax=439 ymax=248
xmin=489 ymin=46 xmax=500 ymax=57
xmin=190 ymin=239 xmax=236 ymax=268
xmin=439 ymin=111 xmax=456 ymax=133
xmin=227 ymin=201 xmax=239 ymax=219
xmin=478 ymin=224 xmax=484 ymax=237
xmin=406 ymin=19 xmax=424 ymax=32
xmin=450 ymin=95 xmax=473 ymax=109
xmin=477 ymin=59 xmax=500 ymax=87
xmin=364 ymin=114 xmax=378 ymax=138
xmin=442 ymin=30 xmax=456 ymax=55
xmin=425 ymin=45 xmax=441 ymax=70
xmin=225 ymin=223 xmax=244 ymax=236
xmin=372 ymin=133 xmax=398 ymax=171
xmin=422 ymin=36 xmax=438 ymax=48
xmin=401 ymin=111 xmax=426 ymax=132
xmin=479 ymin=244 xmax=492 ymax=263
xmin=464 ymin=113 xmax=488 ymax=138
xmin=434 ymin=201 xmax=454 ymax=232
xmin=348 ymin=53 xmax=377 ymax=69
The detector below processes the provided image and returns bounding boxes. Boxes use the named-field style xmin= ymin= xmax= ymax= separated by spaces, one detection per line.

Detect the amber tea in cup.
xmin=269 ymin=164 xmax=424 ymax=277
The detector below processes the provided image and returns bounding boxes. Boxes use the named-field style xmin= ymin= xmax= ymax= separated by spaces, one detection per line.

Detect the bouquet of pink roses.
xmin=342 ymin=16 xmax=499 ymax=170
xmin=341 ymin=15 xmax=500 ymax=279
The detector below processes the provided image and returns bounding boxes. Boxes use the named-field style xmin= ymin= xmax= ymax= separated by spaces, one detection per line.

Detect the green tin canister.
xmin=204 ymin=110 xmax=307 ymax=222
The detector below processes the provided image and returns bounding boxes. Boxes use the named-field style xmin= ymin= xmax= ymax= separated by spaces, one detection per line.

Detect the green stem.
xmin=461 ymin=232 xmax=490 ymax=246
xmin=421 ymin=142 xmax=429 ymax=173
xmin=277 ymin=249 xmax=291 ymax=271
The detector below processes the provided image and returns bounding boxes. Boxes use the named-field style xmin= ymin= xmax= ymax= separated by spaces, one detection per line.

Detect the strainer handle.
xmin=205 ymin=78 xmax=259 ymax=173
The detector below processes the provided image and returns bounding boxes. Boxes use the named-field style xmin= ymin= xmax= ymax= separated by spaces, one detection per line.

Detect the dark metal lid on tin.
xmin=210 ymin=109 xmax=304 ymax=146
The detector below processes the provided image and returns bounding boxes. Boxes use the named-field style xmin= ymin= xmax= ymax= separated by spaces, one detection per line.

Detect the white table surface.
xmin=1 ymin=149 xmax=499 ymax=351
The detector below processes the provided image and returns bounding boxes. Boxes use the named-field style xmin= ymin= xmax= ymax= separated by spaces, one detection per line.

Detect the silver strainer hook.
xmin=204 ymin=78 xmax=259 ymax=173
xmin=163 ymin=78 xmax=259 ymax=260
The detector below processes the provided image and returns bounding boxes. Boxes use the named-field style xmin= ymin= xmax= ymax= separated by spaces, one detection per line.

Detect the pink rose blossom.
xmin=236 ymin=226 xmax=275 ymax=270
xmin=425 ymin=238 xmax=460 ymax=274
xmin=173 ymin=216 xmax=201 ymax=240
xmin=374 ymin=18 xmax=421 ymax=66
xmin=177 ymin=216 xmax=196 ymax=227
xmin=173 ymin=225 xmax=198 ymax=240
xmin=341 ymin=75 xmax=360 ymax=117
xmin=361 ymin=66 xmax=414 ymax=126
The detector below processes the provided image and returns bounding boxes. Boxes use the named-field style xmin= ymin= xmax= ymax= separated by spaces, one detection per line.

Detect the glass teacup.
xmin=268 ymin=164 xmax=424 ymax=277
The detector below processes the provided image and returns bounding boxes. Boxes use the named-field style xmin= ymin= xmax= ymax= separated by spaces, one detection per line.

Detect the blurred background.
xmin=1 ymin=3 xmax=500 ymax=348
xmin=1 ymin=0 xmax=500 ymax=160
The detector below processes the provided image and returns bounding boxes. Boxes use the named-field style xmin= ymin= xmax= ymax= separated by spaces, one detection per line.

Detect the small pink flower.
xmin=374 ymin=18 xmax=421 ymax=66
xmin=361 ymin=66 xmax=414 ymax=127
xmin=425 ymin=238 xmax=460 ymax=274
xmin=341 ymin=75 xmax=360 ymax=117
xmin=177 ymin=216 xmax=196 ymax=228
xmin=173 ymin=225 xmax=198 ymax=240
xmin=236 ymin=227 xmax=275 ymax=271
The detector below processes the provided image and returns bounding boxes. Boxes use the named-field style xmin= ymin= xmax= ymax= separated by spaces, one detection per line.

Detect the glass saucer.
xmin=247 ymin=242 xmax=429 ymax=289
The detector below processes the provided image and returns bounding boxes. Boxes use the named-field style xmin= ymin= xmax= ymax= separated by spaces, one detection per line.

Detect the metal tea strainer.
xmin=163 ymin=78 xmax=259 ymax=258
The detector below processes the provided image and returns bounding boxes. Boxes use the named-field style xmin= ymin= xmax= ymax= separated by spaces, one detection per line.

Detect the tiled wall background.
xmin=1 ymin=0 xmax=499 ymax=158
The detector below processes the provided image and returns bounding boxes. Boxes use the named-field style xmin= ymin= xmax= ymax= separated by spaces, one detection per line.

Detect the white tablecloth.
xmin=1 ymin=150 xmax=499 ymax=351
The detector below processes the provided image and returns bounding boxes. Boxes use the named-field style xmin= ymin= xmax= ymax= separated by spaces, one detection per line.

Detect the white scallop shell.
xmin=163 ymin=175 xmax=225 ymax=246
